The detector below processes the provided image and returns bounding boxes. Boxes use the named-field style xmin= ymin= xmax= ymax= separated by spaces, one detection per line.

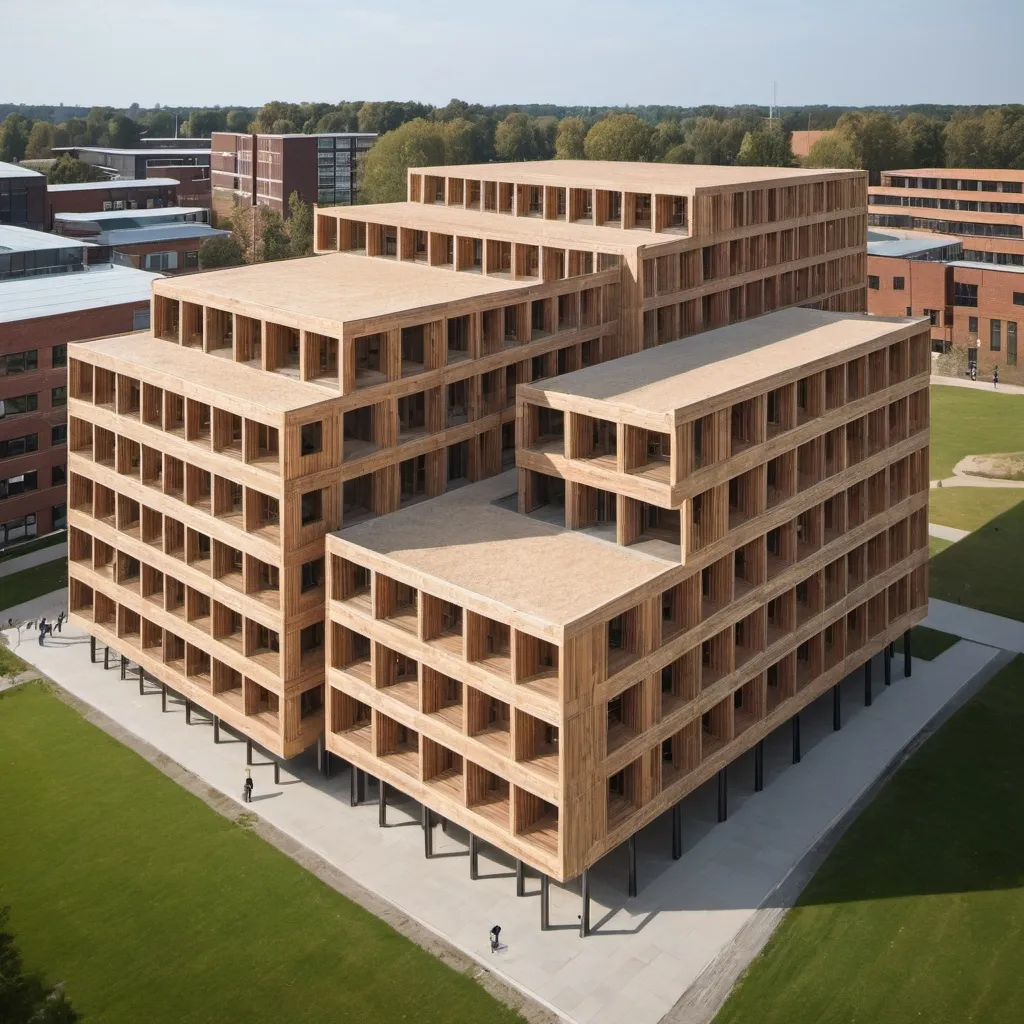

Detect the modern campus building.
xmin=210 ymin=132 xmax=377 ymax=219
xmin=64 ymin=160 xmax=931 ymax=910
xmin=0 ymin=225 xmax=157 ymax=548
xmin=45 ymin=177 xmax=181 ymax=230
xmin=53 ymin=145 xmax=212 ymax=182
xmin=0 ymin=161 xmax=47 ymax=230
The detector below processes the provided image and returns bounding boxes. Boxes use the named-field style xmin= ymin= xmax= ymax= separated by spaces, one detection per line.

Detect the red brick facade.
xmin=45 ymin=182 xmax=178 ymax=230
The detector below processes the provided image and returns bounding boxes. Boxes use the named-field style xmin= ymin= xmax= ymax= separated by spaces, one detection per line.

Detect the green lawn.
xmin=0 ymin=530 xmax=65 ymax=563
xmin=0 ymin=644 xmax=28 ymax=677
xmin=894 ymin=625 xmax=959 ymax=661
xmin=715 ymin=655 xmax=1024 ymax=1024
xmin=927 ymin=486 xmax=1024 ymax=532
xmin=929 ymin=386 xmax=1024 ymax=480
xmin=0 ymin=559 xmax=67 ymax=612
xmin=0 ymin=684 xmax=523 ymax=1024
xmin=929 ymin=536 xmax=953 ymax=557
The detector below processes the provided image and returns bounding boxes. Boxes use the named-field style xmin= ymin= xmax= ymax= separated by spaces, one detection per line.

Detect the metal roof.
xmin=0 ymin=160 xmax=45 ymax=180
xmin=0 ymin=225 xmax=96 ymax=253
xmin=947 ymin=260 xmax=1024 ymax=276
xmin=54 ymin=206 xmax=210 ymax=224
xmin=101 ymin=224 xmax=229 ymax=246
xmin=867 ymin=228 xmax=962 ymax=259
xmin=46 ymin=177 xmax=180 ymax=193
xmin=0 ymin=264 xmax=158 ymax=324
xmin=52 ymin=147 xmax=211 ymax=157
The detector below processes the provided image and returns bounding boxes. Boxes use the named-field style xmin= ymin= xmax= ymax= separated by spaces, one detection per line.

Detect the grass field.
xmin=894 ymin=625 xmax=958 ymax=661
xmin=715 ymin=655 xmax=1024 ymax=1024
xmin=929 ymin=536 xmax=953 ymax=557
xmin=0 ymin=684 xmax=523 ymax=1024
xmin=929 ymin=386 xmax=1024 ymax=480
xmin=0 ymin=531 xmax=65 ymax=563
xmin=0 ymin=559 xmax=67 ymax=612
xmin=928 ymin=487 xmax=1024 ymax=532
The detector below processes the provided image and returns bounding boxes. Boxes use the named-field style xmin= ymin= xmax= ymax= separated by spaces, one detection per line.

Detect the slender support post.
xmin=89 ymin=636 xmax=96 ymax=663
xmin=120 ymin=655 xmax=127 ymax=680
xmin=349 ymin=764 xmax=359 ymax=807
xmin=579 ymin=869 xmax=590 ymax=937
xmin=833 ymin=684 xmax=841 ymax=730
xmin=356 ymin=769 xmax=366 ymax=804
xmin=469 ymin=834 xmax=479 ymax=880
xmin=316 ymin=735 xmax=325 ymax=775
xmin=627 ymin=835 xmax=637 ymax=897
xmin=103 ymin=646 xmax=110 ymax=670
xmin=246 ymin=739 xmax=253 ymax=766
xmin=904 ymin=629 xmax=912 ymax=677
xmin=274 ymin=761 xmax=280 ymax=786
xmin=161 ymin=683 xmax=167 ymax=713
xmin=792 ymin=714 xmax=801 ymax=764
xmin=423 ymin=806 xmax=434 ymax=858
xmin=185 ymin=698 xmax=192 ymax=725
xmin=672 ymin=803 xmax=682 ymax=860
xmin=864 ymin=659 xmax=873 ymax=707
xmin=324 ymin=751 xmax=333 ymax=779
xmin=378 ymin=781 xmax=387 ymax=827
xmin=889 ymin=641 xmax=896 ymax=659
xmin=138 ymin=665 xmax=144 ymax=696
xmin=516 ymin=859 xmax=526 ymax=896
xmin=540 ymin=874 xmax=550 ymax=930
xmin=884 ymin=648 xmax=892 ymax=686
xmin=213 ymin=716 xmax=220 ymax=743
xmin=717 ymin=767 xmax=728 ymax=822
xmin=754 ymin=740 xmax=764 ymax=792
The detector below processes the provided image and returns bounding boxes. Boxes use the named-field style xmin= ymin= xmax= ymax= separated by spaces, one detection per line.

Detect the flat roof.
xmin=101 ymin=224 xmax=230 ymax=246
xmin=0 ymin=264 xmax=157 ymax=324
xmin=410 ymin=160 xmax=862 ymax=194
xmin=73 ymin=333 xmax=333 ymax=415
xmin=46 ymin=177 xmax=180 ymax=193
xmin=327 ymin=200 xmax=664 ymax=253
xmin=334 ymin=472 xmax=675 ymax=632
xmin=884 ymin=168 xmax=1024 ymax=181
xmin=948 ymin=260 xmax=1024 ymax=276
xmin=867 ymin=228 xmax=962 ymax=258
xmin=155 ymin=251 xmax=532 ymax=332
xmin=524 ymin=308 xmax=917 ymax=424
xmin=0 ymin=224 xmax=95 ymax=253
xmin=55 ymin=206 xmax=209 ymax=223
xmin=52 ymin=147 xmax=211 ymax=157
xmin=0 ymin=160 xmax=45 ymax=180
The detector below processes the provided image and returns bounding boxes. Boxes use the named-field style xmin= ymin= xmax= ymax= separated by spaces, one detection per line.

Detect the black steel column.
xmin=864 ymin=659 xmax=873 ymax=707
xmin=423 ymin=806 xmax=434 ymax=858
xmin=579 ymin=870 xmax=590 ymax=938
xmin=833 ymin=684 xmax=841 ymax=731
xmin=792 ymin=714 xmax=801 ymax=764
xmin=378 ymin=780 xmax=387 ymax=826
xmin=516 ymin=860 xmax=526 ymax=897
xmin=246 ymin=739 xmax=253 ymax=766
xmin=324 ymin=751 xmax=333 ymax=779
xmin=349 ymin=764 xmax=359 ymax=807
xmin=717 ymin=767 xmax=728 ymax=822
xmin=185 ymin=698 xmax=192 ymax=725
xmin=103 ymin=646 xmax=110 ymax=670
xmin=356 ymin=769 xmax=366 ymax=804
xmin=120 ymin=655 xmax=127 ymax=680
xmin=469 ymin=834 xmax=479 ymax=880
xmin=672 ymin=803 xmax=682 ymax=860
xmin=884 ymin=647 xmax=892 ymax=686
xmin=273 ymin=761 xmax=280 ymax=786
xmin=889 ymin=640 xmax=896 ymax=659
xmin=161 ymin=683 xmax=167 ymax=713
xmin=213 ymin=716 xmax=220 ymax=743
xmin=138 ymin=665 xmax=145 ymax=696
xmin=540 ymin=874 xmax=550 ymax=930
xmin=316 ymin=735 xmax=324 ymax=775
xmin=90 ymin=636 xmax=96 ymax=663
xmin=904 ymin=629 xmax=912 ymax=677
xmin=754 ymin=740 xmax=764 ymax=792
xmin=627 ymin=835 xmax=637 ymax=897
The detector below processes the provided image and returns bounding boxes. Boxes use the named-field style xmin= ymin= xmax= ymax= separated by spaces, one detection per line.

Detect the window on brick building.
xmin=1014 ymin=291 xmax=1024 ymax=306
xmin=923 ymin=308 xmax=940 ymax=326
xmin=968 ymin=316 xmax=979 ymax=334
xmin=990 ymin=319 xmax=1002 ymax=352
xmin=867 ymin=275 xmax=879 ymax=289
xmin=954 ymin=282 xmax=978 ymax=307
xmin=1008 ymin=322 xmax=1018 ymax=366
xmin=893 ymin=276 xmax=905 ymax=290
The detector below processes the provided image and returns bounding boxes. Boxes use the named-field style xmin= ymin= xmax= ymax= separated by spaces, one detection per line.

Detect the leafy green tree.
xmin=0 ymin=114 xmax=31 ymax=161
xmin=287 ymin=191 xmax=313 ymax=257
xmin=437 ymin=98 xmax=471 ymax=122
xmin=270 ymin=119 xmax=297 ymax=135
xmin=0 ymin=906 xmax=80 ymax=1024
xmin=182 ymin=109 xmax=226 ymax=138
xmin=104 ymin=115 xmax=140 ymax=148
xmin=943 ymin=116 xmax=991 ymax=168
xmin=315 ymin=110 xmax=356 ymax=133
xmin=358 ymin=119 xmax=448 ymax=204
xmin=803 ymin=132 xmax=859 ymax=168
xmin=441 ymin=118 xmax=488 ymax=164
xmin=357 ymin=101 xmax=432 ymax=135
xmin=198 ymin=235 xmax=245 ymax=269
xmin=583 ymin=114 xmax=655 ymax=161
xmin=494 ymin=113 xmax=543 ymax=161
xmin=833 ymin=111 xmax=908 ymax=181
xmin=45 ymin=155 xmax=104 ymax=185
xmin=259 ymin=206 xmax=291 ymax=261
xmin=225 ymin=109 xmax=252 ymax=133
xmin=554 ymin=117 xmax=586 ymax=159
xmin=899 ymin=113 xmax=945 ymax=168
xmin=142 ymin=110 xmax=175 ymax=138
xmin=684 ymin=117 xmax=745 ymax=165
xmin=737 ymin=120 xmax=794 ymax=167
xmin=652 ymin=119 xmax=685 ymax=159
xmin=25 ymin=121 xmax=55 ymax=159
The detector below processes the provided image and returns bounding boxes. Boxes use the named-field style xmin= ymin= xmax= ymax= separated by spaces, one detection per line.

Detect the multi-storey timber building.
xmin=324 ymin=308 xmax=931 ymax=885
xmin=66 ymin=160 xmax=871 ymax=769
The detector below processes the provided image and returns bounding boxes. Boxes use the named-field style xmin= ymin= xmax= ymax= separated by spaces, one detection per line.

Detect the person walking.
xmin=56 ymin=611 xmax=64 ymax=634
xmin=243 ymin=771 xmax=254 ymax=804
xmin=37 ymin=618 xmax=47 ymax=646
xmin=994 ymin=365 xmax=999 ymax=389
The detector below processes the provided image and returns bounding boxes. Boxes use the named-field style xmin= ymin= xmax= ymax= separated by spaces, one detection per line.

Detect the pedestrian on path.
xmin=994 ymin=366 xmax=999 ymax=389
xmin=56 ymin=611 xmax=64 ymax=634
xmin=243 ymin=770 xmax=254 ymax=803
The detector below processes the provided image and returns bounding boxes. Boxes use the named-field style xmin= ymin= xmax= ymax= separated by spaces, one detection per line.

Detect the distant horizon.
xmin=6 ymin=0 xmax=1022 ymax=111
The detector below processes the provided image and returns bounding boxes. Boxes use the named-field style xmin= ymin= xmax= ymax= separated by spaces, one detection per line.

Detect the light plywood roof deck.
xmin=71 ymin=333 xmax=334 ymax=415
xmin=154 ymin=252 xmax=528 ymax=334
xmin=333 ymin=472 xmax=675 ymax=633
xmin=411 ymin=160 xmax=864 ymax=194
xmin=522 ymin=309 xmax=920 ymax=426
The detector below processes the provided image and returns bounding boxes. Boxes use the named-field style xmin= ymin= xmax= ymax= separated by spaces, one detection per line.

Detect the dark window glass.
xmin=51 ymin=424 xmax=67 ymax=446
xmin=867 ymin=275 xmax=879 ymax=289
xmin=953 ymin=282 xmax=978 ymax=307
xmin=968 ymin=316 xmax=979 ymax=333
xmin=300 ymin=489 xmax=322 ymax=525
xmin=893 ymin=276 xmax=905 ymax=290
xmin=52 ymin=464 xmax=66 ymax=486
xmin=990 ymin=319 xmax=1002 ymax=352
xmin=52 ymin=344 xmax=67 ymax=368
xmin=1014 ymin=292 xmax=1024 ymax=306
xmin=300 ymin=421 xmax=323 ymax=456
xmin=52 ymin=386 xmax=67 ymax=407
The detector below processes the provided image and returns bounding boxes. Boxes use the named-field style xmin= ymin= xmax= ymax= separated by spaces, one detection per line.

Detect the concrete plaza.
xmin=2 ymin=590 xmax=1005 ymax=1024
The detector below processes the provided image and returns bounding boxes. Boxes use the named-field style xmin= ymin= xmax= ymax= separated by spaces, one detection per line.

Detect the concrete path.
xmin=928 ymin=523 xmax=969 ymax=542
xmin=0 ymin=541 xmax=67 ymax=577
xmin=930 ymin=374 xmax=1024 ymax=396
xmin=924 ymin=598 xmax=1024 ymax=654
xmin=2 ymin=596 xmax=1003 ymax=1024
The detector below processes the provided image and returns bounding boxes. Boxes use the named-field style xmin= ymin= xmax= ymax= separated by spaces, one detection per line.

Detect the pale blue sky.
xmin=8 ymin=0 xmax=1024 ymax=109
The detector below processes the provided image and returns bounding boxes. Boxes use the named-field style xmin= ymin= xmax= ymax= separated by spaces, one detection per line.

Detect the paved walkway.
xmin=924 ymin=598 xmax=1024 ymax=654
xmin=0 ymin=541 xmax=67 ymax=577
xmin=930 ymin=374 xmax=1024 ymax=395
xmin=2 ymin=594 xmax=1002 ymax=1024
xmin=928 ymin=523 xmax=968 ymax=542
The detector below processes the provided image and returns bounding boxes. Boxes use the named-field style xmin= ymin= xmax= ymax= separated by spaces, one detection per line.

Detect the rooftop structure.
xmin=46 ymin=177 xmax=181 ymax=193
xmin=0 ymin=160 xmax=46 ymax=180
xmin=1 ymin=161 xmax=47 ymax=231
xmin=53 ymin=146 xmax=211 ymax=182
xmin=867 ymin=227 xmax=962 ymax=261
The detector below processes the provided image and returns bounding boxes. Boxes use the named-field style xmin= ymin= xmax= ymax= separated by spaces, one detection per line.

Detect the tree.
xmin=684 ymin=117 xmax=745 ymax=165
xmin=899 ymin=113 xmax=945 ymax=168
xmin=833 ymin=111 xmax=908 ymax=181
xmin=45 ymin=155 xmax=104 ymax=185
xmin=142 ymin=110 xmax=175 ymax=139
xmin=441 ymin=118 xmax=488 ymax=164
xmin=315 ymin=110 xmax=356 ymax=134
xmin=182 ymin=109 xmax=226 ymax=138
xmin=737 ymin=120 xmax=794 ymax=167
xmin=944 ymin=117 xmax=991 ymax=168
xmin=0 ymin=906 xmax=80 ymax=1024
xmin=652 ymin=119 xmax=685 ymax=160
xmin=0 ymin=113 xmax=30 ymax=162
xmin=494 ymin=113 xmax=543 ymax=161
xmin=803 ymin=132 xmax=859 ymax=168
xmin=554 ymin=117 xmax=586 ymax=159
xmin=198 ymin=235 xmax=245 ymax=269
xmin=104 ymin=115 xmax=140 ymax=148
xmin=228 ymin=198 xmax=256 ymax=262
xmin=358 ymin=119 xmax=448 ymax=204
xmin=25 ymin=121 xmax=55 ymax=159
xmin=287 ymin=192 xmax=313 ymax=257
xmin=270 ymin=119 xmax=297 ymax=135
xmin=357 ymin=101 xmax=432 ymax=135
xmin=583 ymin=114 xmax=654 ymax=162
xmin=225 ymin=109 xmax=252 ymax=133
xmin=259 ymin=206 xmax=291 ymax=262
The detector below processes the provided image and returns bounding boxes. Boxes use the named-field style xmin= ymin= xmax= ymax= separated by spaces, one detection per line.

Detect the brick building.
xmin=0 ymin=226 xmax=158 ymax=548
xmin=45 ymin=177 xmax=180 ymax=230
xmin=0 ymin=161 xmax=46 ymax=230
xmin=53 ymin=146 xmax=211 ymax=182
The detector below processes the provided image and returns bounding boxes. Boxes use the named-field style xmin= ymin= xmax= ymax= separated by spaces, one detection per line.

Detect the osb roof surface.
xmin=880 ymin=168 xmax=1024 ymax=181
xmin=71 ymin=334 xmax=330 ymax=414
xmin=334 ymin=473 xmax=674 ymax=630
xmin=155 ymin=252 xmax=528 ymax=330
xmin=525 ymin=309 xmax=916 ymax=421
xmin=410 ymin=160 xmax=863 ymax=193
xmin=328 ymin=201 xmax=653 ymax=253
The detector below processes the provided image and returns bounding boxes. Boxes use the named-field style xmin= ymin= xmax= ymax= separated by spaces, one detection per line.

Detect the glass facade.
xmin=317 ymin=135 xmax=375 ymax=206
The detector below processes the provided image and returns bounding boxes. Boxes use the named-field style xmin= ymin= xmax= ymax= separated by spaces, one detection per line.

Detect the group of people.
xmin=34 ymin=612 xmax=65 ymax=646
xmin=969 ymin=364 xmax=999 ymax=388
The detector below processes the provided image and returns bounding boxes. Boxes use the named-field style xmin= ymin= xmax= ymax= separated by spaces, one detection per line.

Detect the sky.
xmin=4 ymin=0 xmax=1023 ymax=110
